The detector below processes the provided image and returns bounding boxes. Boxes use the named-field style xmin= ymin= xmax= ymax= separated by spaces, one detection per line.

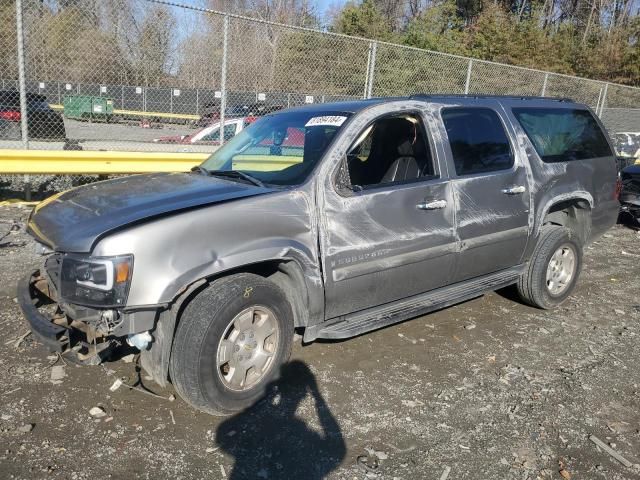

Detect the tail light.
xmin=0 ymin=110 xmax=21 ymax=122
xmin=615 ymin=174 xmax=622 ymax=201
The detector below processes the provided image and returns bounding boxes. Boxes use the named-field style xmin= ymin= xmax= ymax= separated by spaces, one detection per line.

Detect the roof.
xmin=409 ymin=94 xmax=575 ymax=102
xmin=278 ymin=95 xmax=579 ymax=115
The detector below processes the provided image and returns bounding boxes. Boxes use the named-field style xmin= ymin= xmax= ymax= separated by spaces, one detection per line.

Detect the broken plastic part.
xmin=127 ymin=331 xmax=153 ymax=350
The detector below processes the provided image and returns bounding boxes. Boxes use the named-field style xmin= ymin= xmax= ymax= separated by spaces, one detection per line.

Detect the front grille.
xmin=44 ymin=253 xmax=62 ymax=293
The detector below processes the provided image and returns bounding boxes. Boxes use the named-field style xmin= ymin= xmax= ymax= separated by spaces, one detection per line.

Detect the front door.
xmin=319 ymin=111 xmax=457 ymax=319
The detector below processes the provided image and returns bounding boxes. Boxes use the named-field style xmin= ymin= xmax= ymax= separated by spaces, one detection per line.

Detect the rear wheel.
xmin=517 ymin=225 xmax=582 ymax=309
xmin=170 ymin=273 xmax=294 ymax=415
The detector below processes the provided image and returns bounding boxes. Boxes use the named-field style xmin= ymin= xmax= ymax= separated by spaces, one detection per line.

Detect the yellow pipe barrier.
xmin=0 ymin=149 xmax=208 ymax=174
xmin=49 ymin=104 xmax=200 ymax=121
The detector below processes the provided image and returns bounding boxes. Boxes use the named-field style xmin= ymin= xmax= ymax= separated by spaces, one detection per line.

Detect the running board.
xmin=315 ymin=265 xmax=525 ymax=340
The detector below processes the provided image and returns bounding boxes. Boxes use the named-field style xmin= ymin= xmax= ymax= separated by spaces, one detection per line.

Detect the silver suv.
xmin=19 ymin=95 xmax=619 ymax=415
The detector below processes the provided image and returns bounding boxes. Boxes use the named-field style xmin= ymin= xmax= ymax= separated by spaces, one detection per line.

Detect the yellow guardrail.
xmin=49 ymin=104 xmax=200 ymax=121
xmin=0 ymin=149 xmax=208 ymax=174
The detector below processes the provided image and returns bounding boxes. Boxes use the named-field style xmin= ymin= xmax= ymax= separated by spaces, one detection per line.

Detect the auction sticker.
xmin=305 ymin=116 xmax=347 ymax=127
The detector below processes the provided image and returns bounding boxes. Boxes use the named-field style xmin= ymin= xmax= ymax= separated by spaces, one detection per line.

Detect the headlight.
xmin=60 ymin=255 xmax=133 ymax=307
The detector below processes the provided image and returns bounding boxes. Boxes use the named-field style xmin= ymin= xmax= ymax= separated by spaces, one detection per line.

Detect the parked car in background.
xmin=612 ymin=132 xmax=640 ymax=164
xmin=0 ymin=90 xmax=66 ymax=140
xmin=154 ymin=117 xmax=255 ymax=145
xmin=197 ymin=102 xmax=284 ymax=126
xmin=619 ymin=163 xmax=640 ymax=226
xmin=20 ymin=96 xmax=618 ymax=416
xmin=154 ymin=116 xmax=306 ymax=149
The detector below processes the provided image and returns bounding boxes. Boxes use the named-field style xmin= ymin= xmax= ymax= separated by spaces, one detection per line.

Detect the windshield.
xmin=201 ymin=110 xmax=351 ymax=186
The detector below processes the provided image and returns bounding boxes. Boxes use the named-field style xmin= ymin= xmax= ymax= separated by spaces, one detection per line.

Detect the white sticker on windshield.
xmin=305 ymin=116 xmax=347 ymax=127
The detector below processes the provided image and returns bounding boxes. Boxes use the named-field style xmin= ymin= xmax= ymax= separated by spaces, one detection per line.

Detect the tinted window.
xmin=513 ymin=107 xmax=612 ymax=162
xmin=442 ymin=108 xmax=513 ymax=176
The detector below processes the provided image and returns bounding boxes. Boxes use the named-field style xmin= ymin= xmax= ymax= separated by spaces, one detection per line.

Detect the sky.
xmin=315 ymin=0 xmax=347 ymax=20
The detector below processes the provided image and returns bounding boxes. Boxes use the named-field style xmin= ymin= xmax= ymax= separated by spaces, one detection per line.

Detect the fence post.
xmin=363 ymin=42 xmax=373 ymax=99
xmin=364 ymin=42 xmax=377 ymax=99
xmin=16 ymin=0 xmax=31 ymax=200
xmin=218 ymin=15 xmax=230 ymax=145
xmin=595 ymin=87 xmax=603 ymax=114
xmin=598 ymin=83 xmax=609 ymax=117
xmin=464 ymin=59 xmax=473 ymax=94
xmin=541 ymin=73 xmax=548 ymax=97
xmin=15 ymin=0 xmax=28 ymax=150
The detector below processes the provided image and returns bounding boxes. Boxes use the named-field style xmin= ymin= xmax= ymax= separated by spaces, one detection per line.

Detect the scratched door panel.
xmin=321 ymin=180 xmax=457 ymax=319
xmin=451 ymin=166 xmax=530 ymax=281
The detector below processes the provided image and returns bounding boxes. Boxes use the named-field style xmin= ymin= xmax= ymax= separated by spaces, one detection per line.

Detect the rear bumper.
xmin=18 ymin=270 xmax=68 ymax=352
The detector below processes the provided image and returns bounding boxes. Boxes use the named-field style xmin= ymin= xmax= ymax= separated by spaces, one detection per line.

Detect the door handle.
xmin=501 ymin=185 xmax=526 ymax=195
xmin=416 ymin=199 xmax=447 ymax=210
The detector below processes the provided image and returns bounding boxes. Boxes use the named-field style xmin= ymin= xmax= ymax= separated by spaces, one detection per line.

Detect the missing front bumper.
xmin=17 ymin=270 xmax=117 ymax=364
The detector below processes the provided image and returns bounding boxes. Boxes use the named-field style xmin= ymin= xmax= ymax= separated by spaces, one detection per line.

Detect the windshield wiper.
xmin=207 ymin=169 xmax=265 ymax=188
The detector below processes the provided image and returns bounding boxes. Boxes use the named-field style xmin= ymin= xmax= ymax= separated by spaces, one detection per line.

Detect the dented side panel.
xmin=314 ymin=101 xmax=457 ymax=319
xmin=434 ymin=100 xmax=532 ymax=282
xmin=92 ymin=188 xmax=324 ymax=323
xmin=498 ymin=101 xmax=618 ymax=253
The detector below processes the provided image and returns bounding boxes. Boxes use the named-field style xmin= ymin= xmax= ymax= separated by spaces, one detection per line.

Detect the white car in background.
xmin=154 ymin=117 xmax=256 ymax=145
xmin=613 ymin=132 xmax=640 ymax=158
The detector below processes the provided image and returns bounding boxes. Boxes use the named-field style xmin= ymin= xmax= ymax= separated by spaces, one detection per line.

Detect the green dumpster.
xmin=63 ymin=95 xmax=114 ymax=122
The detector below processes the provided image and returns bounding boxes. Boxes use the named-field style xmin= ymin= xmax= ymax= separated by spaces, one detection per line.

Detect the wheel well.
xmin=144 ymin=259 xmax=310 ymax=387
xmin=179 ymin=260 xmax=309 ymax=329
xmin=542 ymin=199 xmax=591 ymax=244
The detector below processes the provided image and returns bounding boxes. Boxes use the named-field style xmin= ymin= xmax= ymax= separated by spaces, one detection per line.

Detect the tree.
xmin=332 ymin=0 xmax=394 ymax=41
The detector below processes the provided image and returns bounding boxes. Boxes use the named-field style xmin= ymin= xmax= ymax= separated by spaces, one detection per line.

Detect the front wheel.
xmin=517 ymin=225 xmax=583 ymax=309
xmin=170 ymin=273 xmax=294 ymax=415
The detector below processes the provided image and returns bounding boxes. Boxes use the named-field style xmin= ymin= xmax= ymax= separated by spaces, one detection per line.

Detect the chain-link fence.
xmin=1 ymin=0 xmax=640 ymax=198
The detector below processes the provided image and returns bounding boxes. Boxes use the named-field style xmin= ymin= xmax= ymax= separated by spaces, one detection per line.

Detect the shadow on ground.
xmin=216 ymin=360 xmax=346 ymax=480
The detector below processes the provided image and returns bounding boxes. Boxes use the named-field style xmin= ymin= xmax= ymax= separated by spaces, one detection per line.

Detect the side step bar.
xmin=314 ymin=265 xmax=525 ymax=340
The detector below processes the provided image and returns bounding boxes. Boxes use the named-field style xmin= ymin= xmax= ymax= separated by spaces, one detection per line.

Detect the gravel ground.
xmin=0 ymin=204 xmax=639 ymax=480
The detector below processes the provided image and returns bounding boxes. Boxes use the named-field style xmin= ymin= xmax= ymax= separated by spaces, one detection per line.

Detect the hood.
xmin=28 ymin=172 xmax=275 ymax=252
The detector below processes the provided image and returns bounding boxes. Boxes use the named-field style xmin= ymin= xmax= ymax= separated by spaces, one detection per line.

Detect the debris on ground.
xmin=109 ymin=378 xmax=123 ymax=392
xmin=16 ymin=423 xmax=33 ymax=434
xmin=50 ymin=365 xmax=66 ymax=384
xmin=589 ymin=434 xmax=633 ymax=467
xmin=88 ymin=406 xmax=106 ymax=418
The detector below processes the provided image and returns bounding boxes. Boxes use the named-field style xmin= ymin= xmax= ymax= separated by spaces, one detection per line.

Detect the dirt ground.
xmin=0 ymin=204 xmax=639 ymax=480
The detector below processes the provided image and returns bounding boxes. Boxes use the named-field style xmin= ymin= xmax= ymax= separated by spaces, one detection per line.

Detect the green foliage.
xmin=403 ymin=1 xmax=468 ymax=55
xmin=332 ymin=0 xmax=640 ymax=86
xmin=333 ymin=0 xmax=394 ymax=41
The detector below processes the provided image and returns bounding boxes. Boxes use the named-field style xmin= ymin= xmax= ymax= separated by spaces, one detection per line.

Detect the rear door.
xmin=440 ymin=106 xmax=531 ymax=282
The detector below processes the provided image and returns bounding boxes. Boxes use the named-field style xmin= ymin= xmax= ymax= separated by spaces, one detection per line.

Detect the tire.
xmin=517 ymin=225 xmax=583 ymax=309
xmin=170 ymin=273 xmax=294 ymax=415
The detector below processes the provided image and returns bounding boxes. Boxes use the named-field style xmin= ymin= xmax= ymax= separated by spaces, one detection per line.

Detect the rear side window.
xmin=442 ymin=108 xmax=513 ymax=176
xmin=512 ymin=108 xmax=612 ymax=162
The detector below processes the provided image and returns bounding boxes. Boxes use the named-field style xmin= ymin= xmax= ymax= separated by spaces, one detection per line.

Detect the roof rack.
xmin=408 ymin=94 xmax=575 ymax=102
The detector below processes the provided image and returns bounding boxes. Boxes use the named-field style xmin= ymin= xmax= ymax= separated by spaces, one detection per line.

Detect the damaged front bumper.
xmin=18 ymin=270 xmax=126 ymax=364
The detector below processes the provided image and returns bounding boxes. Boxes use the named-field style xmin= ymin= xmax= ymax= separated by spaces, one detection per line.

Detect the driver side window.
xmin=345 ymin=113 xmax=435 ymax=190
